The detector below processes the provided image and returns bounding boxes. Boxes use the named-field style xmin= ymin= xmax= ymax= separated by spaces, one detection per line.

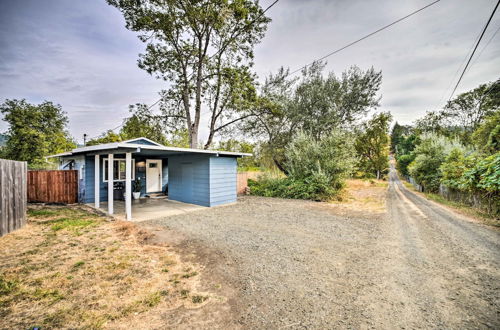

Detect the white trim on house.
xmin=47 ymin=137 xmax=252 ymax=158
xmin=121 ymin=137 xmax=163 ymax=146
xmin=103 ymin=158 xmax=136 ymax=182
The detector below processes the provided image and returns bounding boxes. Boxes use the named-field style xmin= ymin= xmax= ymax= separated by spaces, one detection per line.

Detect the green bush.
xmin=408 ymin=134 xmax=465 ymax=193
xmin=248 ymin=173 xmax=337 ymax=201
xmin=462 ymin=152 xmax=500 ymax=194
xmin=396 ymin=153 xmax=415 ymax=177
xmin=248 ymin=129 xmax=356 ymax=201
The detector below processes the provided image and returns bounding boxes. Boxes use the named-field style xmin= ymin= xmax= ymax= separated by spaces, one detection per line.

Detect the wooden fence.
xmin=28 ymin=170 xmax=79 ymax=204
xmin=0 ymin=159 xmax=27 ymax=237
xmin=237 ymin=171 xmax=261 ymax=194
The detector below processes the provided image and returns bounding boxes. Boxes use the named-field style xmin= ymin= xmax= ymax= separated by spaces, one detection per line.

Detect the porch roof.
xmin=48 ymin=137 xmax=252 ymax=158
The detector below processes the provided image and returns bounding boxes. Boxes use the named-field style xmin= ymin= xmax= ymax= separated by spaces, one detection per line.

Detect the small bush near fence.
xmin=439 ymin=184 xmax=499 ymax=219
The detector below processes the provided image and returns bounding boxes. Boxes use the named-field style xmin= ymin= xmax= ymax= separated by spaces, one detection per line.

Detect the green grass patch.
xmin=72 ymin=261 xmax=85 ymax=271
xmin=182 ymin=271 xmax=198 ymax=279
xmin=47 ymin=217 xmax=97 ymax=233
xmin=28 ymin=208 xmax=82 ymax=218
xmin=180 ymin=289 xmax=189 ymax=298
xmin=0 ymin=276 xmax=18 ymax=296
xmin=142 ymin=292 xmax=162 ymax=307
xmin=32 ymin=288 xmax=65 ymax=302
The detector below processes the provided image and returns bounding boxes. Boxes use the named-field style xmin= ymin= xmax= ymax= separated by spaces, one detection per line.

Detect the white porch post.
xmin=125 ymin=152 xmax=132 ymax=220
xmin=108 ymin=153 xmax=114 ymax=215
xmin=94 ymin=155 xmax=100 ymax=208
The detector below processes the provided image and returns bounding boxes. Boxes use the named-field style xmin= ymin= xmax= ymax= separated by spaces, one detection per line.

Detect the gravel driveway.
xmin=145 ymin=166 xmax=500 ymax=329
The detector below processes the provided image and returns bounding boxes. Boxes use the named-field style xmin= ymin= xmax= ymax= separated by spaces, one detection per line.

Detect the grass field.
xmin=0 ymin=205 xmax=211 ymax=329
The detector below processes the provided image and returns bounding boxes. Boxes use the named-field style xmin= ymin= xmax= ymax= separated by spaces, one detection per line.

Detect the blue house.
xmin=50 ymin=137 xmax=250 ymax=220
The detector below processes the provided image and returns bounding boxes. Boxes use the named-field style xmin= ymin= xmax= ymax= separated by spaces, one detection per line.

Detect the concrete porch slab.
xmin=91 ymin=198 xmax=206 ymax=222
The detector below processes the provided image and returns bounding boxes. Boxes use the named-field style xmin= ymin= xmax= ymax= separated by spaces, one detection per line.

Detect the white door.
xmin=146 ymin=159 xmax=162 ymax=193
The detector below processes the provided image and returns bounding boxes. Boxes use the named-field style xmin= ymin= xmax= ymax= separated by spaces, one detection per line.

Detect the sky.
xmin=0 ymin=0 xmax=499 ymax=144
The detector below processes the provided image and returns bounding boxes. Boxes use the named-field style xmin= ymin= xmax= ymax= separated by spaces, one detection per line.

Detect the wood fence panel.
xmin=0 ymin=158 xmax=27 ymax=237
xmin=237 ymin=171 xmax=261 ymax=194
xmin=27 ymin=170 xmax=78 ymax=204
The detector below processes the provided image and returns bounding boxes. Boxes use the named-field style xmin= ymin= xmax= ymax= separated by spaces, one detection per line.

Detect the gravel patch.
xmin=145 ymin=188 xmax=500 ymax=329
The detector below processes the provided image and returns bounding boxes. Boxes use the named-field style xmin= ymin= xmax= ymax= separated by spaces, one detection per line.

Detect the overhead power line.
xmin=447 ymin=0 xmax=500 ymax=102
xmin=287 ymin=0 xmax=441 ymax=76
xmin=469 ymin=23 xmax=500 ymax=69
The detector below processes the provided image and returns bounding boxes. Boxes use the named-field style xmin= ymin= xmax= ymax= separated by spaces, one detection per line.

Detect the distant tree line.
xmin=392 ymin=79 xmax=499 ymax=215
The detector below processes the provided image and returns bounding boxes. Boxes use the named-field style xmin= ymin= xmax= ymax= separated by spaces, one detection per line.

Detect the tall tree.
xmin=107 ymin=0 xmax=270 ymax=149
xmin=0 ymin=99 xmax=75 ymax=168
xmin=242 ymin=62 xmax=382 ymax=172
xmin=415 ymin=79 xmax=499 ymax=143
xmin=288 ymin=62 xmax=382 ymax=140
xmin=390 ymin=122 xmax=412 ymax=154
xmin=355 ymin=112 xmax=392 ymax=179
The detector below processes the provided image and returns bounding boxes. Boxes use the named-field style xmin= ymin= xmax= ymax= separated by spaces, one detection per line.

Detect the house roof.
xmin=47 ymin=137 xmax=252 ymax=158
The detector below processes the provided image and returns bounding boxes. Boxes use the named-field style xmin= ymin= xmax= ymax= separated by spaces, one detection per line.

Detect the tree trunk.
xmin=189 ymin=124 xmax=198 ymax=149
xmin=273 ymin=157 xmax=287 ymax=174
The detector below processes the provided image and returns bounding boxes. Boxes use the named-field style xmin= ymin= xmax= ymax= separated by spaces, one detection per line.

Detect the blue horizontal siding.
xmin=209 ymin=157 xmax=237 ymax=206
xmin=80 ymin=151 xmax=238 ymax=208
xmin=168 ymin=154 xmax=210 ymax=206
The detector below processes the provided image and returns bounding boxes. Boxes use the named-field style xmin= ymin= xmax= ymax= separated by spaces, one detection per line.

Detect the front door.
xmin=146 ymin=159 xmax=162 ymax=193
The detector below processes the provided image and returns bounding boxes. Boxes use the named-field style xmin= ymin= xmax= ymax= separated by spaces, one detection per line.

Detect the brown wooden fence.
xmin=0 ymin=159 xmax=27 ymax=237
xmin=28 ymin=170 xmax=79 ymax=204
xmin=237 ymin=171 xmax=261 ymax=194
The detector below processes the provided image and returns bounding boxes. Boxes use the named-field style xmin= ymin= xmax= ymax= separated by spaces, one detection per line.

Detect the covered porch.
xmin=51 ymin=137 xmax=249 ymax=221
xmin=94 ymin=197 xmax=206 ymax=222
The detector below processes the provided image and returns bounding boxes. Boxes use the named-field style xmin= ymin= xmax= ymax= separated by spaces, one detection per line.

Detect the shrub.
xmin=408 ymin=134 xmax=465 ymax=192
xmin=396 ymin=153 xmax=415 ymax=177
xmin=248 ymin=172 xmax=338 ymax=201
xmin=440 ymin=148 xmax=476 ymax=190
xmin=461 ymin=152 xmax=500 ymax=194
xmin=249 ymin=130 xmax=356 ymax=201
xmin=285 ymin=130 xmax=356 ymax=191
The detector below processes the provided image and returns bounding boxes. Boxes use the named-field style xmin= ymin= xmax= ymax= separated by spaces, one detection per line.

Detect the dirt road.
xmin=147 ymin=166 xmax=499 ymax=329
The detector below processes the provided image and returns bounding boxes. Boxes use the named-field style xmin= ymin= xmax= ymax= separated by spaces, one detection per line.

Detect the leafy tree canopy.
xmin=107 ymin=0 xmax=270 ymax=149
xmin=121 ymin=104 xmax=168 ymax=145
xmin=242 ymin=61 xmax=382 ymax=172
xmin=355 ymin=112 xmax=392 ymax=179
xmin=472 ymin=111 xmax=500 ymax=155
xmin=0 ymin=99 xmax=75 ymax=168
xmin=415 ymin=79 xmax=499 ymax=144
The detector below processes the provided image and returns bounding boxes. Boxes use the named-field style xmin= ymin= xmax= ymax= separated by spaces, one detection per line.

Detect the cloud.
xmin=0 ymin=0 xmax=499 ymax=144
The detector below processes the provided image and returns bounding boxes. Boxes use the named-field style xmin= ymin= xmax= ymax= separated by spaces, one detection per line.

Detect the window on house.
xmin=103 ymin=159 xmax=135 ymax=182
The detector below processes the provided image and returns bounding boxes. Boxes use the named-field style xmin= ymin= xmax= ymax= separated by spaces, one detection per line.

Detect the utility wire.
xmin=447 ymin=0 xmax=500 ymax=102
xmin=435 ymin=27 xmax=484 ymax=110
xmin=287 ymin=0 xmax=441 ymax=76
xmin=469 ymin=23 xmax=500 ymax=69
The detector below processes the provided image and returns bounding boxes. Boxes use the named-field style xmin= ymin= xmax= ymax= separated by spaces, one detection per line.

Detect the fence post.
xmin=0 ymin=159 xmax=27 ymax=237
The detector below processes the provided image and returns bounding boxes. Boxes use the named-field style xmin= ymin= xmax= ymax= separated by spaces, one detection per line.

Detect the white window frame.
xmin=103 ymin=158 xmax=135 ymax=182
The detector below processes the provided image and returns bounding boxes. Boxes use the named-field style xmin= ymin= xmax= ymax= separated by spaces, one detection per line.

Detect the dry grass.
xmin=320 ymin=179 xmax=388 ymax=218
xmin=0 ymin=205 xmax=212 ymax=329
